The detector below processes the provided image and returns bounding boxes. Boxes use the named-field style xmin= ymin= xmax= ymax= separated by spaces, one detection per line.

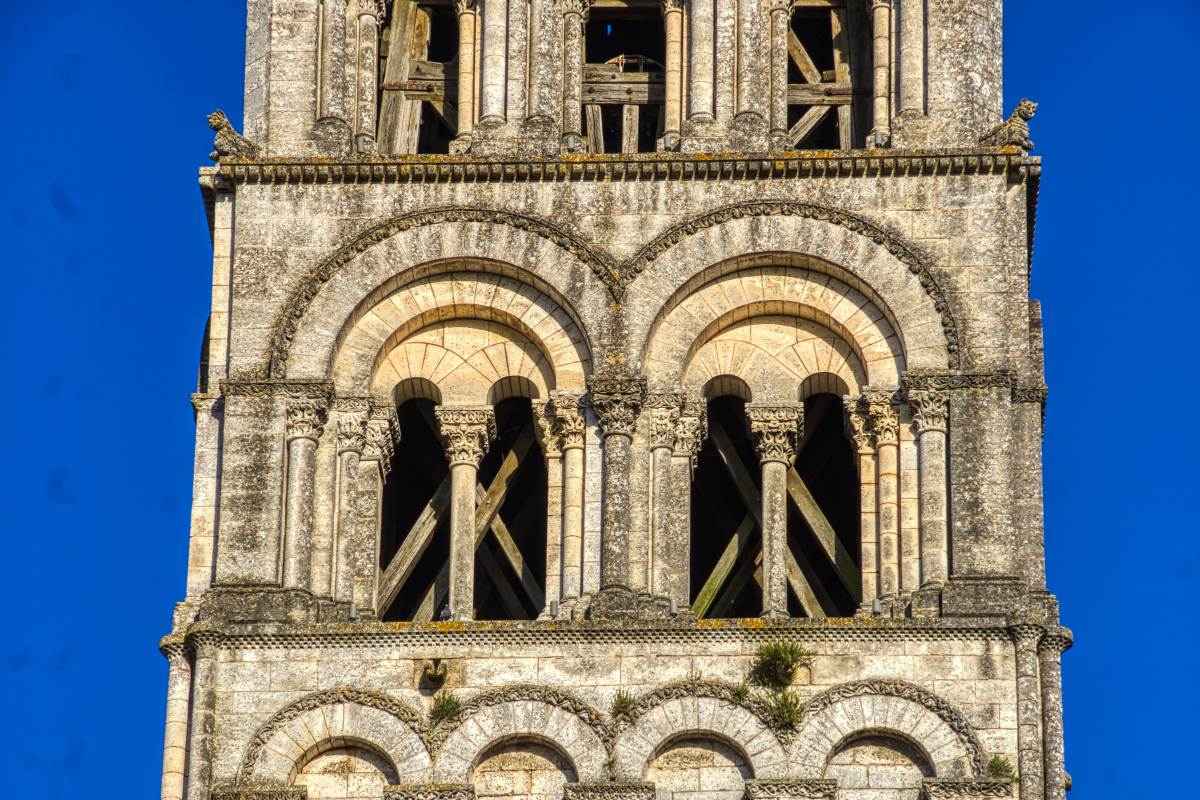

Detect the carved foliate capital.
xmin=588 ymin=372 xmax=647 ymax=438
xmin=764 ymin=0 xmax=793 ymax=15
xmin=435 ymin=406 xmax=496 ymax=467
xmin=560 ymin=0 xmax=594 ymax=19
xmin=453 ymin=0 xmax=477 ymax=12
xmin=864 ymin=390 xmax=900 ymax=446
xmin=645 ymin=393 xmax=684 ymax=450
xmin=843 ymin=395 xmax=874 ymax=452
xmin=358 ymin=0 xmax=385 ymax=19
xmin=553 ymin=394 xmax=587 ymax=450
xmin=673 ymin=400 xmax=708 ymax=466
xmin=532 ymin=401 xmax=562 ymax=458
xmin=337 ymin=414 xmax=369 ymax=455
xmin=659 ymin=0 xmax=685 ymax=14
xmin=286 ymin=398 xmax=328 ymax=441
xmin=361 ymin=401 xmax=399 ymax=472
xmin=746 ymin=403 xmax=803 ymax=464
xmin=907 ymin=389 xmax=948 ymax=435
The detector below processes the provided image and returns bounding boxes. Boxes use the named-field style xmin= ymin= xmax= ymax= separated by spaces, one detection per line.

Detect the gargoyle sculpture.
xmin=979 ymin=98 xmax=1037 ymax=151
xmin=208 ymin=110 xmax=260 ymax=162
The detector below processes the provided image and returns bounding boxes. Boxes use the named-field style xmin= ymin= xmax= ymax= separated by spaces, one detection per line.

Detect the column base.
xmin=590 ymin=585 xmax=639 ymax=619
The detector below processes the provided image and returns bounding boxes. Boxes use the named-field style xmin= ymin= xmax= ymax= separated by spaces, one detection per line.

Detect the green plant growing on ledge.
xmin=611 ymin=689 xmax=634 ymax=717
xmin=751 ymin=639 xmax=815 ymax=686
xmin=729 ymin=682 xmax=749 ymax=704
xmin=987 ymin=755 xmax=1018 ymax=782
xmin=430 ymin=690 xmax=462 ymax=723
xmin=761 ymin=689 xmax=803 ymax=728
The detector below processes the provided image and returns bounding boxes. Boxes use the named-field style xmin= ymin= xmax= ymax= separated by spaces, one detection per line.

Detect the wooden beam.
xmin=788 ymin=105 xmax=832 ymax=146
xmin=585 ymin=105 xmax=605 ymax=154
xmin=473 ymin=421 xmax=536 ymax=545
xmin=786 ymin=84 xmax=853 ymax=104
xmin=622 ymin=105 xmax=640 ymax=153
xmin=785 ymin=532 xmax=832 ymax=617
xmin=477 ymin=544 xmax=528 ymax=619
xmin=474 ymin=483 xmax=545 ymax=609
xmin=709 ymin=546 xmax=763 ymax=619
xmin=377 ymin=474 xmax=451 ymax=615
xmin=786 ymin=469 xmax=859 ymax=598
xmin=377 ymin=1 xmax=430 ymax=154
xmin=788 ymin=30 xmax=823 ymax=84
xmin=693 ymin=514 xmax=756 ymax=618
xmin=830 ymin=8 xmax=854 ymax=149
xmin=582 ymin=84 xmax=665 ymax=105
xmin=427 ymin=100 xmax=458 ymax=133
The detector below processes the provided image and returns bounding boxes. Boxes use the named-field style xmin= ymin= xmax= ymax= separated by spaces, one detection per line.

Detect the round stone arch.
xmin=238 ymin=688 xmax=433 ymax=787
xmin=270 ymin=212 xmax=609 ymax=381
xmin=624 ymin=205 xmax=957 ymax=376
xmin=610 ymin=696 xmax=787 ymax=781
xmin=432 ymin=699 xmax=609 ymax=784
xmin=787 ymin=680 xmax=986 ymax=780
xmin=324 ymin=270 xmax=592 ymax=402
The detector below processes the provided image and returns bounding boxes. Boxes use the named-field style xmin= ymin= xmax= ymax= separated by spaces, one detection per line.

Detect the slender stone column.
xmin=688 ymin=0 xmax=715 ymax=122
xmin=668 ymin=401 xmax=706 ymax=605
xmin=766 ymin=0 xmax=792 ymax=137
xmin=1040 ymin=631 xmax=1072 ymax=800
xmin=555 ymin=394 xmax=587 ymax=599
xmin=355 ymin=1 xmax=382 ymax=146
xmin=507 ymin=0 xmax=530 ymax=122
xmin=480 ymin=0 xmax=509 ymax=123
xmin=436 ymin=406 xmax=496 ymax=618
xmin=734 ymin=0 xmax=764 ymax=124
xmin=159 ymin=642 xmax=192 ymax=800
xmin=908 ymin=389 xmax=949 ymax=584
xmin=528 ymin=0 xmax=556 ymax=121
xmin=317 ymin=0 xmax=348 ymax=123
xmin=454 ymin=0 xmax=479 ymax=139
xmin=589 ymin=373 xmax=647 ymax=612
xmin=866 ymin=391 xmax=900 ymax=596
xmin=283 ymin=398 xmax=327 ymax=590
xmin=898 ymin=0 xmax=924 ymax=113
xmin=660 ymin=0 xmax=685 ymax=142
xmin=534 ymin=400 xmax=564 ymax=608
xmin=333 ymin=404 xmax=368 ymax=602
xmin=356 ymin=406 xmax=397 ymax=613
xmin=184 ymin=634 xmax=219 ymax=800
xmin=560 ymin=0 xmax=589 ymax=148
xmin=647 ymin=394 xmax=683 ymax=598
xmin=845 ymin=396 xmax=878 ymax=602
xmin=1010 ymin=625 xmax=1045 ymax=800
xmin=747 ymin=403 xmax=803 ymax=616
xmin=870 ymin=0 xmax=892 ymax=145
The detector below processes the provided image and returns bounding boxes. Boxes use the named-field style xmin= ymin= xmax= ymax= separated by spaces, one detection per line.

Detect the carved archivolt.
xmin=269 ymin=203 xmax=957 ymax=380
xmin=429 ymin=684 xmax=613 ymax=753
xmin=789 ymin=680 xmax=987 ymax=779
xmin=238 ymin=687 xmax=431 ymax=786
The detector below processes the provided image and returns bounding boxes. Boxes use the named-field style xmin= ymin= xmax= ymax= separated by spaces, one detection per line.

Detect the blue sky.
xmin=0 ymin=1 xmax=1195 ymax=797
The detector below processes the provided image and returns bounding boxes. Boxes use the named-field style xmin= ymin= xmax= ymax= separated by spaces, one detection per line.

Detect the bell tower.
xmin=164 ymin=1 xmax=1070 ymax=799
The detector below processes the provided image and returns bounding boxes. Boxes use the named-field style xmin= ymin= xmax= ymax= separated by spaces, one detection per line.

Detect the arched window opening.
xmin=472 ymin=738 xmax=578 ymax=800
xmin=583 ymin=5 xmax=667 ymax=153
xmin=647 ymin=736 xmax=753 ymax=800
xmin=379 ymin=396 xmax=548 ymax=621
xmin=784 ymin=4 xmax=868 ymax=149
xmin=823 ymin=732 xmax=934 ymax=799
xmin=292 ymin=742 xmax=399 ymax=800
xmin=688 ymin=390 xmax=861 ymax=619
xmin=378 ymin=2 xmax=460 ymax=154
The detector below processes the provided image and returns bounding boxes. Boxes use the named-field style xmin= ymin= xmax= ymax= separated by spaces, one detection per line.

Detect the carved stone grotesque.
xmin=980 ymin=98 xmax=1037 ymax=150
xmin=208 ymin=110 xmax=261 ymax=161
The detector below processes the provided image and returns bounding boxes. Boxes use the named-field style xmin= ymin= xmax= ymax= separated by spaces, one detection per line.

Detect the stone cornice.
xmin=218 ymin=148 xmax=1034 ymax=186
xmin=221 ymin=379 xmax=334 ymax=399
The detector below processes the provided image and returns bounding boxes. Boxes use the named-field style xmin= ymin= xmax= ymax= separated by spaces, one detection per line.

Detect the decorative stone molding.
xmin=907 ymin=389 xmax=949 ymax=434
xmin=863 ymin=391 xmax=899 ymax=446
xmin=560 ymin=0 xmax=596 ymax=20
xmin=672 ymin=400 xmax=708 ymax=466
xmin=745 ymin=779 xmax=837 ymax=799
xmin=843 ymin=396 xmax=875 ymax=452
xmin=553 ymin=394 xmax=587 ymax=450
xmin=237 ymin=687 xmax=431 ymax=785
xmin=921 ymin=779 xmax=1013 ymax=798
xmin=221 ymin=379 xmax=334 ymax=399
xmin=902 ymin=371 xmax=1012 ymax=391
xmin=617 ymin=677 xmax=786 ymax=743
xmin=645 ymin=393 xmax=684 ymax=450
xmin=286 ymin=398 xmax=328 ymax=442
xmin=267 ymin=201 xmax=962 ymax=378
xmin=213 ymin=789 xmax=307 ymax=800
xmin=588 ymin=373 xmax=647 ymax=438
xmin=428 ymin=684 xmax=613 ymax=751
xmin=362 ymin=402 xmax=400 ymax=469
xmin=336 ymin=413 xmax=368 ymax=455
xmin=358 ymin=0 xmax=385 ymax=18
xmin=384 ymin=785 xmax=474 ymax=800
xmin=1012 ymin=383 xmax=1049 ymax=428
xmin=533 ymin=400 xmax=563 ymax=458
xmin=564 ymin=784 xmax=655 ymax=800
xmin=434 ymin=406 xmax=495 ymax=467
xmin=191 ymin=393 xmax=224 ymax=423
xmin=797 ymin=679 xmax=988 ymax=777
xmin=746 ymin=403 xmax=804 ymax=464
xmin=333 ymin=397 xmax=371 ymax=413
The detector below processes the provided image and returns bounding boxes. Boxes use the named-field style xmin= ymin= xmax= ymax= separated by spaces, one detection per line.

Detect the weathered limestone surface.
xmin=170 ymin=3 xmax=1068 ymax=800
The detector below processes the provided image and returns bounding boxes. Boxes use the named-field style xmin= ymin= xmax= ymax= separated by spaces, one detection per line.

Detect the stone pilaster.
xmin=283 ymin=398 xmax=327 ymax=591
xmin=436 ymin=405 xmax=496 ymax=618
xmin=746 ymin=402 xmax=803 ymax=617
xmin=356 ymin=402 xmax=398 ymax=612
xmin=588 ymin=372 xmax=646 ymax=616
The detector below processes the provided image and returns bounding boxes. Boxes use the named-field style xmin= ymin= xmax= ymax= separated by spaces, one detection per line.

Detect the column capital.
xmin=646 ymin=393 xmax=684 ymax=450
xmin=532 ymin=400 xmax=562 ymax=458
xmin=1038 ymin=629 xmax=1073 ymax=658
xmin=361 ymin=401 xmax=399 ymax=471
xmin=659 ymin=0 xmax=685 ymax=14
xmin=336 ymin=413 xmax=369 ymax=455
xmin=864 ymin=389 xmax=900 ymax=446
xmin=746 ymin=402 xmax=804 ymax=464
xmin=1007 ymin=623 xmax=1046 ymax=647
xmin=907 ymin=388 xmax=949 ymax=434
xmin=358 ymin=0 xmax=385 ymax=19
xmin=553 ymin=394 xmax=587 ymax=450
xmin=453 ymin=0 xmax=477 ymax=12
xmin=672 ymin=399 xmax=708 ymax=466
xmin=764 ymin=0 xmax=794 ymax=14
xmin=285 ymin=397 xmax=328 ymax=442
xmin=561 ymin=0 xmax=594 ymax=19
xmin=436 ymin=405 xmax=496 ymax=467
xmin=588 ymin=372 xmax=647 ymax=438
xmin=843 ymin=395 xmax=875 ymax=452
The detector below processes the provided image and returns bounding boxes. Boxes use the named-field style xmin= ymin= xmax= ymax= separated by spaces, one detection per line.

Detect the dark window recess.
xmin=786 ymin=105 xmax=841 ymax=149
xmin=418 ymin=101 xmax=455 ymax=154
xmin=424 ymin=5 xmax=458 ymax=63
xmin=585 ymin=9 xmax=666 ymax=66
